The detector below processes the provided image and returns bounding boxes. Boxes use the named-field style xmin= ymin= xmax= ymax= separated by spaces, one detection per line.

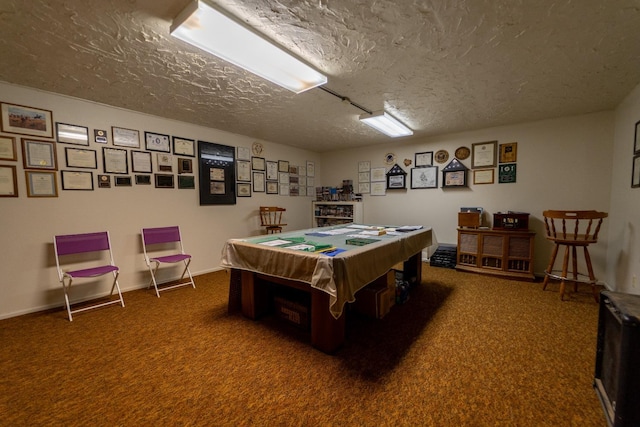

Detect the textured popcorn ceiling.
xmin=1 ymin=0 xmax=639 ymax=152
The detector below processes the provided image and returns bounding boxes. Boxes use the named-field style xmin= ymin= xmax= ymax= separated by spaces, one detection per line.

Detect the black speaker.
xmin=594 ymin=291 xmax=640 ymax=427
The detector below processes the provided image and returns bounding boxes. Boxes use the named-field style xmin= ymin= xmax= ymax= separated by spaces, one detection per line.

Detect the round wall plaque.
xmin=455 ymin=146 xmax=470 ymax=160
xmin=435 ymin=150 xmax=449 ymax=163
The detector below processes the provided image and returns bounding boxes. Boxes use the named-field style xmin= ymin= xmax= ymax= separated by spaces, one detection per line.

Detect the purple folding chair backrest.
xmin=143 ymin=226 xmax=181 ymax=245
xmin=55 ymin=232 xmax=111 ymax=256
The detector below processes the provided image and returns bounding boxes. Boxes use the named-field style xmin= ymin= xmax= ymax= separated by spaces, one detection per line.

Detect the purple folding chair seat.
xmin=54 ymin=231 xmax=125 ymax=321
xmin=141 ymin=226 xmax=195 ymax=297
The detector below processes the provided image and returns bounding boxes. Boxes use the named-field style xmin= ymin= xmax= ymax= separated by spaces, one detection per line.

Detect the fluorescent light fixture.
xmin=359 ymin=110 xmax=413 ymax=137
xmin=170 ymin=0 xmax=327 ymax=94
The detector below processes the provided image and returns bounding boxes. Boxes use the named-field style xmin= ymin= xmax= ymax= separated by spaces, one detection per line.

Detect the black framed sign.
xmin=198 ymin=140 xmax=236 ymax=205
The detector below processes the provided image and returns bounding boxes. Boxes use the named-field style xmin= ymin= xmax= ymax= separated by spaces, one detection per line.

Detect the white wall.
xmin=606 ymin=82 xmax=640 ymax=294
xmin=0 ymin=82 xmax=321 ymax=319
xmin=320 ymin=112 xmax=615 ymax=278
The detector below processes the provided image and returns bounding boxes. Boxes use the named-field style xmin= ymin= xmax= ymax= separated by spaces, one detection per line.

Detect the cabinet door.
xmin=481 ymin=234 xmax=504 ymax=269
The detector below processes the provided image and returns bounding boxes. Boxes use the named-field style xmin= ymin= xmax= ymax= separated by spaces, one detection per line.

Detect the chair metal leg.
xmin=543 ymin=243 xmax=559 ymax=290
xmin=560 ymin=245 xmax=570 ymax=301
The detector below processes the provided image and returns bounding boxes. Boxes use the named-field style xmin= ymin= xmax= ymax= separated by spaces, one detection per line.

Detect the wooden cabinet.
xmin=456 ymin=228 xmax=535 ymax=281
xmin=312 ymin=201 xmax=363 ymax=227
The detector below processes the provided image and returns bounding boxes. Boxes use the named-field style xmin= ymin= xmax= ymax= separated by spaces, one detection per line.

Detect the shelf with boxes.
xmin=312 ymin=201 xmax=363 ymax=227
xmin=456 ymin=211 xmax=535 ymax=281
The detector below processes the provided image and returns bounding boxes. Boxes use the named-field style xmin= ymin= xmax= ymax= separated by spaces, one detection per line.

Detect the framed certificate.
xmin=415 ymin=151 xmax=433 ymax=167
xmin=252 ymin=171 xmax=265 ymax=192
xmin=0 ymin=165 xmax=18 ymax=197
xmin=25 ymin=170 xmax=58 ymax=197
xmin=371 ymin=167 xmax=386 ymax=182
xmin=178 ymin=175 xmax=195 ymax=189
xmin=266 ymin=181 xmax=278 ymax=194
xmin=154 ymin=173 xmax=174 ymax=188
xmin=172 ymin=136 xmax=195 ymax=157
xmin=112 ymin=126 xmax=140 ymax=148
xmin=102 ymin=147 xmax=128 ymax=174
xmin=499 ymin=142 xmax=517 ymax=163
xmin=278 ymin=160 xmax=289 ymax=173
xmin=131 ymin=150 xmax=152 ymax=173
xmin=306 ymin=160 xmax=315 ymax=177
xmin=472 ymin=141 xmax=497 ymax=168
xmin=22 ymin=138 xmax=57 ymax=170
xmin=473 ymin=169 xmax=495 ymax=184
xmin=236 ymin=160 xmax=251 ymax=182
xmin=0 ymin=136 xmax=17 ymax=161
xmin=65 ymin=147 xmax=97 ymax=169
xmin=145 ymin=131 xmax=171 ymax=153
xmin=237 ymin=182 xmax=251 ymax=197
xmin=266 ymin=161 xmax=278 ymax=180
xmin=252 ymin=156 xmax=265 ymax=171
xmin=61 ymin=170 xmax=94 ymax=190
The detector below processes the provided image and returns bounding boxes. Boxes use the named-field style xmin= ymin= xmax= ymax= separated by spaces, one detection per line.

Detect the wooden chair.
xmin=541 ymin=210 xmax=608 ymax=302
xmin=259 ymin=206 xmax=287 ymax=234
xmin=54 ymin=231 xmax=125 ymax=321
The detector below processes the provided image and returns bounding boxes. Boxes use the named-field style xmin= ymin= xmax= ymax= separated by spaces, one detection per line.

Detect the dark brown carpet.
xmin=0 ymin=265 xmax=605 ymax=426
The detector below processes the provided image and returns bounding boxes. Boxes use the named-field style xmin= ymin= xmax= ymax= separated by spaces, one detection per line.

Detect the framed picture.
xmin=498 ymin=163 xmax=517 ymax=183
xmin=415 ymin=151 xmax=433 ymax=167
xmin=0 ymin=165 xmax=18 ymax=197
xmin=210 ymin=181 xmax=225 ymax=195
xmin=252 ymin=171 xmax=265 ymax=192
xmin=112 ymin=126 xmax=140 ymax=148
xmin=279 ymin=183 xmax=290 ymax=196
xmin=145 ymin=131 xmax=171 ymax=153
xmin=173 ymin=136 xmax=195 ymax=157
xmin=178 ymin=175 xmax=195 ymax=189
xmin=411 ymin=166 xmax=438 ymax=189
xmin=154 ymin=173 xmax=174 ymax=188
xmin=102 ymin=147 xmax=128 ymax=174
xmin=266 ymin=161 xmax=278 ymax=181
xmin=135 ymin=175 xmax=151 ymax=185
xmin=178 ymin=158 xmax=193 ymax=174
xmin=61 ymin=170 xmax=94 ymax=190
xmin=306 ymin=160 xmax=315 ymax=177
xmin=131 ymin=150 xmax=152 ymax=173
xmin=635 ymin=120 xmax=640 ymax=154
xmin=237 ymin=182 xmax=251 ymax=197
xmin=632 ymin=155 xmax=640 ymax=188
xmin=22 ymin=138 xmax=57 ymax=170
xmin=471 ymin=141 xmax=497 ymax=168
xmin=473 ymin=169 xmax=495 ymax=184
xmin=56 ymin=123 xmax=89 ymax=146
xmin=1 ymin=102 xmax=53 ymax=138
xmin=115 ymin=176 xmax=132 ymax=187
xmin=65 ymin=147 xmax=97 ymax=169
xmin=358 ymin=182 xmax=370 ymax=194
xmin=371 ymin=181 xmax=386 ymax=196
xmin=289 ymin=165 xmax=299 ymax=175
xmin=278 ymin=160 xmax=289 ymax=173
xmin=98 ymin=174 xmax=111 ymax=188
xmin=266 ymin=181 xmax=278 ymax=194
xmin=25 ymin=170 xmax=58 ymax=197
xmin=499 ymin=142 xmax=518 ymax=163
xmin=0 ymin=135 xmax=17 ymax=161
xmin=279 ymin=172 xmax=289 ymax=184
xmin=252 ymin=156 xmax=265 ymax=171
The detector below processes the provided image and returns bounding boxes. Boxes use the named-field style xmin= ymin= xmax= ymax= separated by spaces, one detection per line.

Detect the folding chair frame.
xmin=141 ymin=226 xmax=195 ymax=297
xmin=54 ymin=231 xmax=125 ymax=321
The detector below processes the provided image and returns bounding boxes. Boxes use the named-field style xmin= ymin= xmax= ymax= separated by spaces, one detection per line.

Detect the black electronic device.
xmin=594 ymin=291 xmax=640 ymax=427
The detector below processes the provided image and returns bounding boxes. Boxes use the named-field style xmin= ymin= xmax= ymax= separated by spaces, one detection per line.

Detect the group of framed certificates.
xmin=235 ymin=145 xmax=315 ymax=197
xmin=0 ymin=100 xmax=199 ymax=197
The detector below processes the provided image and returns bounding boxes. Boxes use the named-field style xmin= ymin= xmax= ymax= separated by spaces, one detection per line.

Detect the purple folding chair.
xmin=53 ymin=231 xmax=125 ymax=321
xmin=141 ymin=226 xmax=195 ymax=297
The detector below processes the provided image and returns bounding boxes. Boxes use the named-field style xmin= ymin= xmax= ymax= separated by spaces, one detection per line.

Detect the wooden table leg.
xmin=240 ymin=270 xmax=269 ymax=319
xmin=403 ymin=251 xmax=423 ymax=285
xmin=311 ymin=288 xmax=345 ymax=354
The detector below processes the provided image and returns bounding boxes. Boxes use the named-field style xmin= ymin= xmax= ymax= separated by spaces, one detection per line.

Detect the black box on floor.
xmin=429 ymin=244 xmax=457 ymax=269
xmin=594 ymin=291 xmax=640 ymax=427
